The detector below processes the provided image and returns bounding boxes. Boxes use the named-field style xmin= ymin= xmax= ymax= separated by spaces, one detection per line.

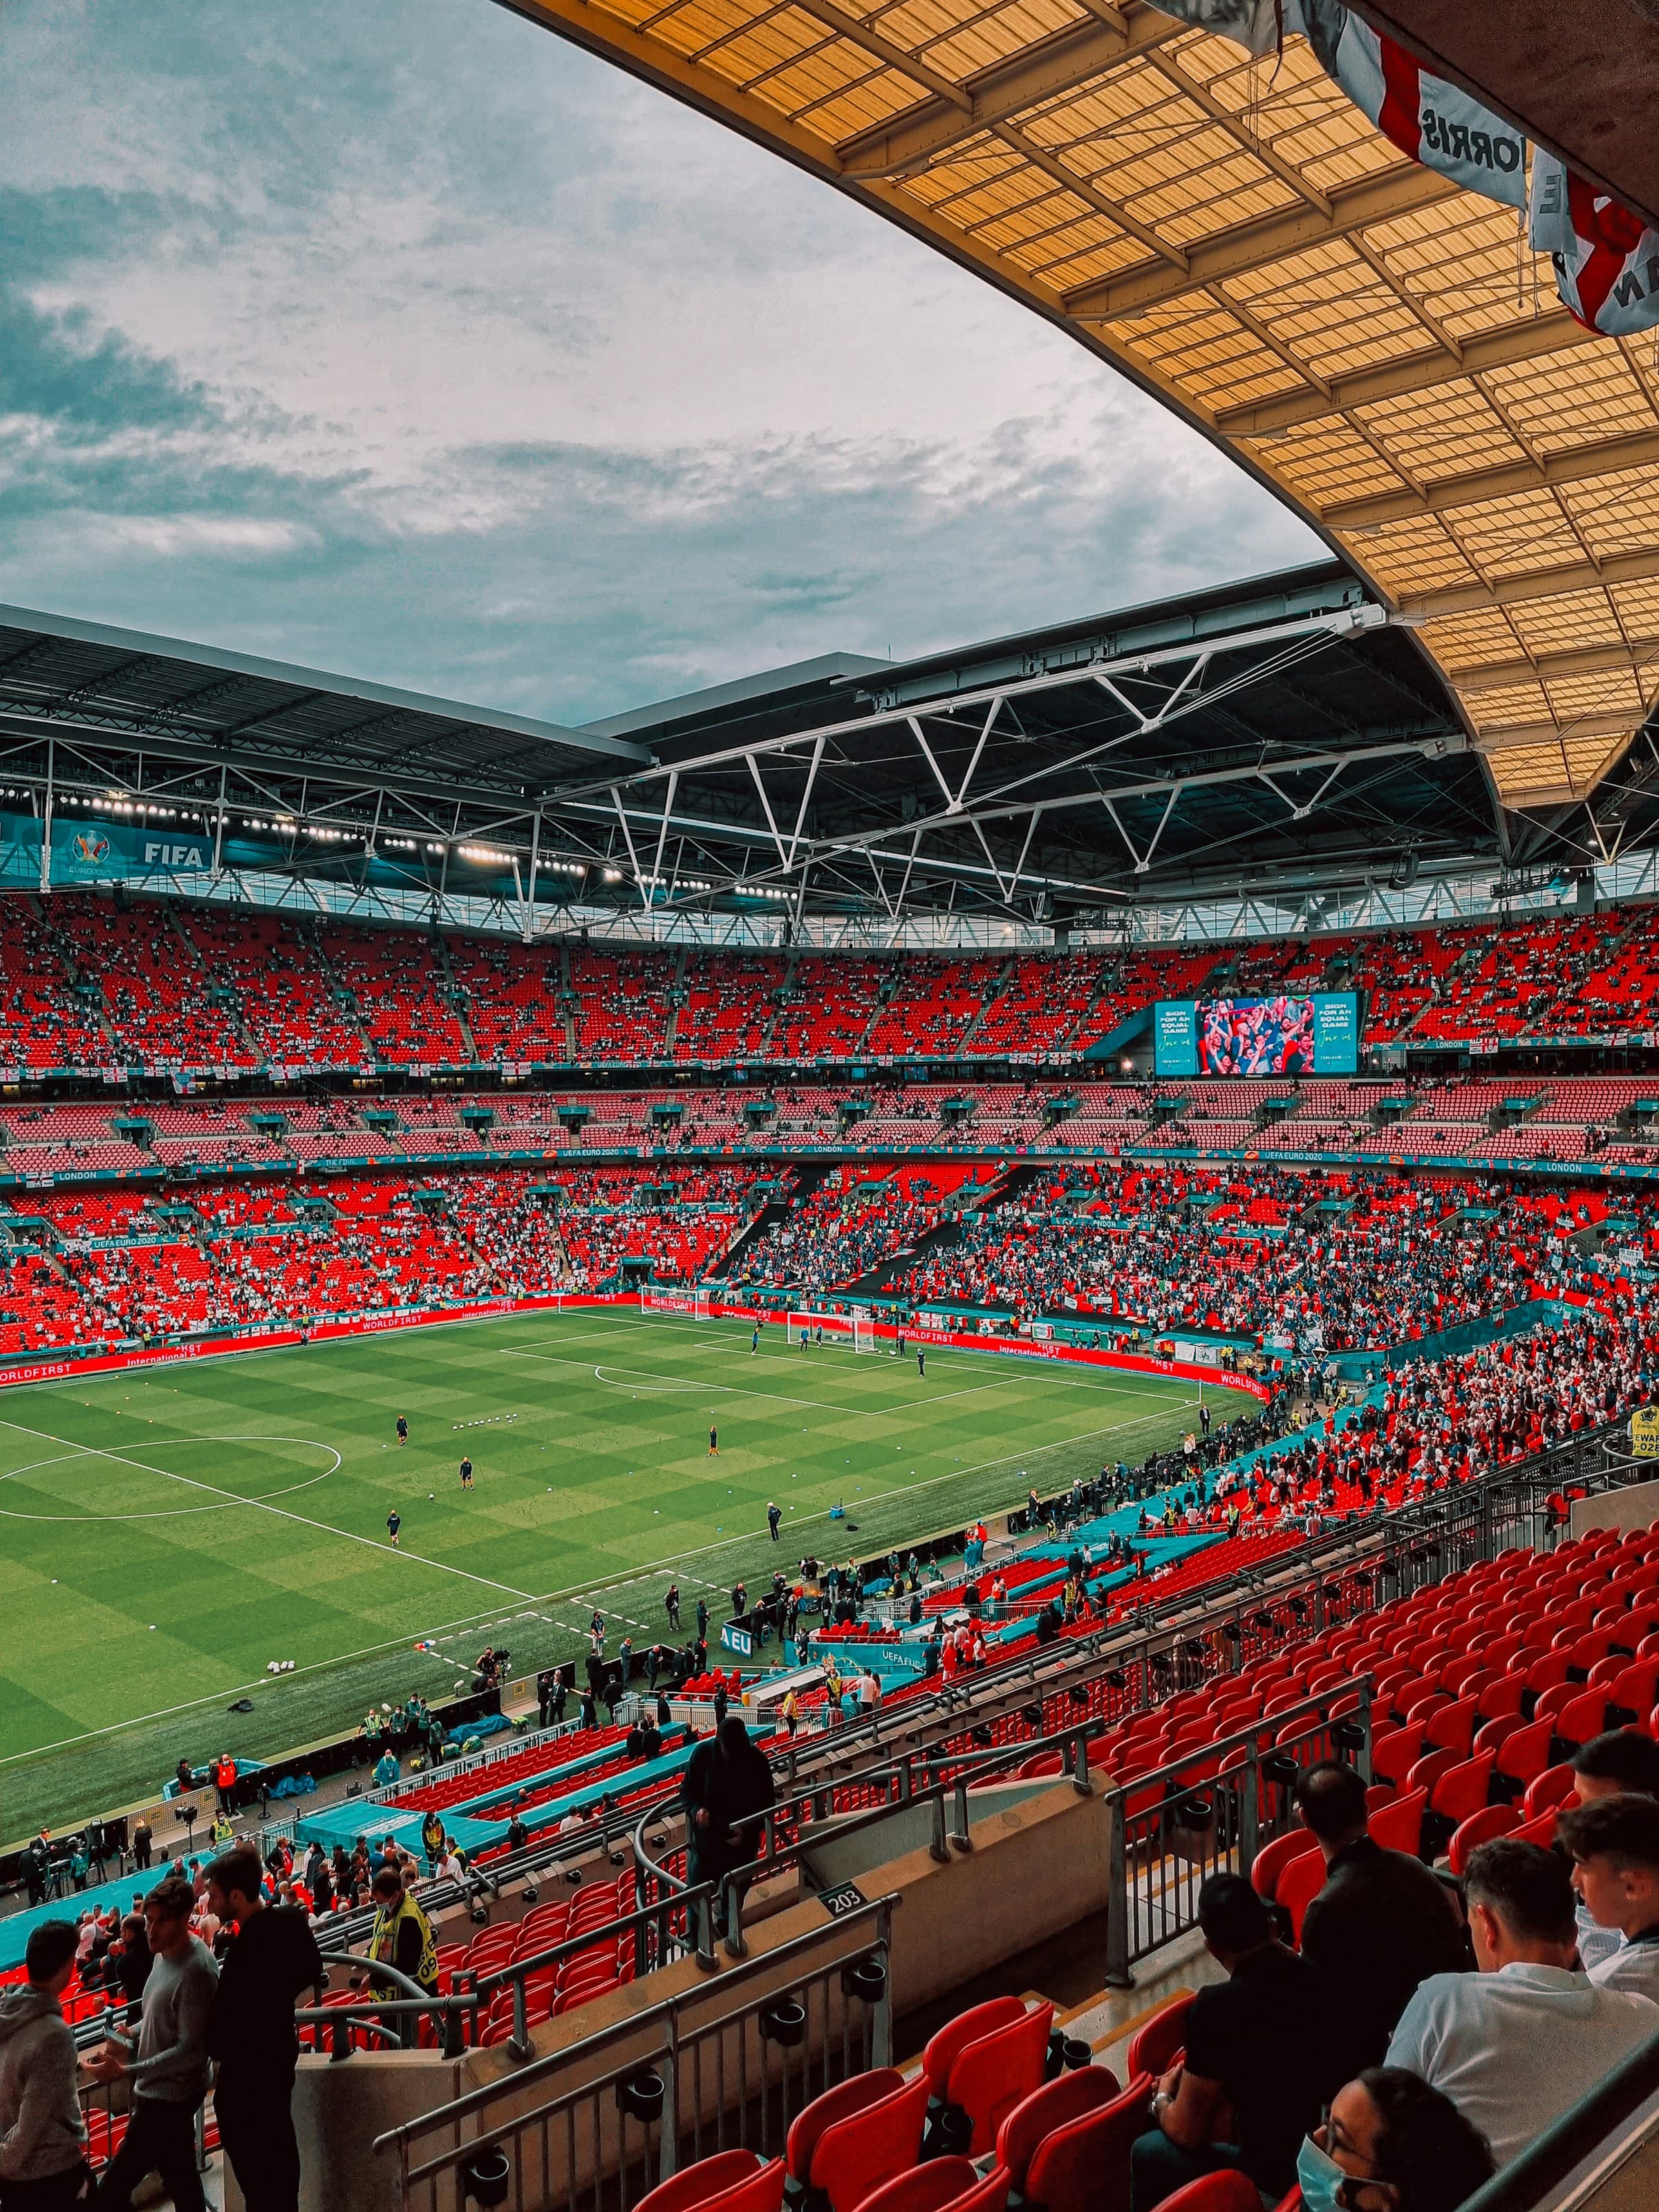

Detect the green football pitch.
xmin=0 ymin=1306 xmax=1250 ymax=1837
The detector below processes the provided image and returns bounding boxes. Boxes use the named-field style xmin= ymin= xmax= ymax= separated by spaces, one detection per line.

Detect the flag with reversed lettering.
xmin=1152 ymin=3 xmax=1527 ymax=208
xmin=1529 ymin=149 xmax=1659 ymax=335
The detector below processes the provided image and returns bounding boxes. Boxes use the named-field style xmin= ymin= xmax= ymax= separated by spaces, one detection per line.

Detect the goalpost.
xmin=640 ymin=1288 xmax=712 ymax=1319
xmin=785 ymin=1310 xmax=877 ymax=1352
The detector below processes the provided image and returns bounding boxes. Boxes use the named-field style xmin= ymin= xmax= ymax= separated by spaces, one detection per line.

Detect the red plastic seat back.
xmin=811 ymin=2073 xmax=930 ymax=2212
xmin=786 ymin=2069 xmax=902 ymax=2185
xmin=1429 ymin=1751 xmax=1496 ymax=1827
xmin=635 ymin=2151 xmax=761 ymax=2212
xmin=852 ymin=2159 xmax=978 ymax=2212
xmin=1250 ymin=1828 xmax=1320 ymax=1902
xmin=1277 ymin=1846 xmax=1328 ymax=1942
xmin=1023 ymin=2082 xmax=1148 ymax=2212
xmin=1368 ymin=1788 xmax=1427 ymax=1857
xmin=923 ymin=1997 xmax=1025 ymax=2099
xmin=939 ymin=2173 xmax=1011 ymax=2212
xmin=1447 ymin=1803 xmax=1519 ymax=1875
xmin=1125 ymin=1991 xmax=1194 ymax=2083
xmin=995 ymin=2068 xmax=1119 ymax=2192
xmin=700 ymin=2159 xmax=786 ymax=2212
xmin=1156 ymin=2175 xmax=1275 ymax=2212
xmin=946 ymin=2001 xmax=1055 ymax=2156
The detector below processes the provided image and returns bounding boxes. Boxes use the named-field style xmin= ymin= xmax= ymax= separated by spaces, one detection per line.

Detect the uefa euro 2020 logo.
xmin=72 ymin=830 xmax=111 ymax=864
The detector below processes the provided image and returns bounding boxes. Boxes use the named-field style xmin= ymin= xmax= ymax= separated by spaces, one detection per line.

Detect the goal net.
xmin=785 ymin=1310 xmax=876 ymax=1351
xmin=640 ymin=1289 xmax=712 ymax=1319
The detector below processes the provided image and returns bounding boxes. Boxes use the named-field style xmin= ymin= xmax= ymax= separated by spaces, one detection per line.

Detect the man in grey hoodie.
xmin=90 ymin=1877 xmax=216 ymax=2212
xmin=0 ymin=1920 xmax=88 ymax=2211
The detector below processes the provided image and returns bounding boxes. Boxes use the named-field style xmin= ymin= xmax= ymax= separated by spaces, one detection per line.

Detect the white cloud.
xmin=0 ymin=0 xmax=1322 ymax=722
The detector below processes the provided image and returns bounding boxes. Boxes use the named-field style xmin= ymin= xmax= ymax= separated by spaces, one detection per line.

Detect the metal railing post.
xmin=951 ymin=1774 xmax=972 ymax=1852
xmin=722 ymin=1875 xmax=747 ymax=1960
xmin=930 ymin=1788 xmax=950 ymax=1864
xmin=872 ymin=1914 xmax=893 ymax=2068
xmin=1104 ymin=1790 xmax=1131 ymax=1989
xmin=509 ymin=1970 xmax=531 ymax=2062
xmin=659 ymin=2014 xmax=680 ymax=2183
xmin=1239 ymin=1739 xmax=1261 ymax=1873
xmin=695 ymin=1891 xmax=718 ymax=1971
xmin=1070 ymin=1726 xmax=1092 ymax=1794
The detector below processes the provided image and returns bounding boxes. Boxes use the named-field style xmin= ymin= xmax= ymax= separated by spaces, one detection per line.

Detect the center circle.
xmin=0 ymin=1435 xmax=342 ymax=1522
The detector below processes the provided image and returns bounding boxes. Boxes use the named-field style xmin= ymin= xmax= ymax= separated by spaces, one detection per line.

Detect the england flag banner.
xmin=1530 ymin=149 xmax=1659 ymax=336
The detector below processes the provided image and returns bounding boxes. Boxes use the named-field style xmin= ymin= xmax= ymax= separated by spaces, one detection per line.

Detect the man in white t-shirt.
xmin=1386 ymin=1838 xmax=1658 ymax=2167
xmin=1559 ymin=1794 xmax=1659 ymax=2005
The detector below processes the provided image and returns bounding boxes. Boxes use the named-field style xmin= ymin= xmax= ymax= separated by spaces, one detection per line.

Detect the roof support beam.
xmin=1324 ymin=430 xmax=1659 ymax=528
xmin=1398 ymin=546 xmax=1659 ymax=618
xmin=1212 ymin=310 xmax=1595 ymax=433
xmin=836 ymin=12 xmax=1179 ymax=178
xmin=1452 ymin=637 xmax=1659 ymax=693
xmin=1063 ymin=165 xmax=1456 ymax=317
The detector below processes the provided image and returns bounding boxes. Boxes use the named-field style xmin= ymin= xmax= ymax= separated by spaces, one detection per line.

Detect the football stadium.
xmin=3 ymin=7 xmax=1659 ymax=2212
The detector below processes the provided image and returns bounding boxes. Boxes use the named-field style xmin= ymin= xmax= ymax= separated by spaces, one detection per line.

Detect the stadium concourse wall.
xmin=0 ymin=1286 xmax=1273 ymax=1400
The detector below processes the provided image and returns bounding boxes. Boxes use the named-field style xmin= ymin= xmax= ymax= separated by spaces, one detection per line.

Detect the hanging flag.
xmin=1151 ymin=3 xmax=1526 ymax=209
xmin=1300 ymin=6 xmax=1527 ymax=207
xmin=1529 ymin=149 xmax=1659 ymax=335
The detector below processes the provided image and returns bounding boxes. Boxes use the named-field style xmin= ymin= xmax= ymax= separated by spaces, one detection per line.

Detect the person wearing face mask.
xmin=1385 ymin=1839 xmax=1658 ymax=2167
xmin=1295 ymin=2070 xmax=1494 ymax=2212
xmin=1558 ymin=1794 xmax=1659 ymax=2003
xmin=1566 ymin=1730 xmax=1659 ymax=1973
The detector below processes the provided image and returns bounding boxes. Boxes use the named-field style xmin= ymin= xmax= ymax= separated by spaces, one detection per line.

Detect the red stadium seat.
xmin=1022 ymin=2079 xmax=1149 ymax=2212
xmin=808 ymin=2074 xmax=930 ymax=2212
xmin=995 ymin=2067 xmax=1121 ymax=2192
xmin=637 ymin=2153 xmax=766 ymax=2212
xmin=942 ymin=2001 xmax=1054 ymax=2155
xmin=852 ymin=2159 xmax=979 ymax=2212
xmin=1156 ymin=2175 xmax=1273 ymax=2212
xmin=1447 ymin=1803 xmax=1519 ymax=1874
xmin=1126 ymin=1993 xmax=1194 ymax=2083
xmin=787 ymin=2070 xmax=904 ymax=2202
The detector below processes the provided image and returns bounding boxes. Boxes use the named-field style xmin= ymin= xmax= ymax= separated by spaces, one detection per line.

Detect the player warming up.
xmin=386 ymin=1508 xmax=402 ymax=1549
xmin=459 ymin=1454 xmax=474 ymax=1491
xmin=395 ymin=1414 xmax=409 ymax=1445
xmin=708 ymin=1424 xmax=718 ymax=1456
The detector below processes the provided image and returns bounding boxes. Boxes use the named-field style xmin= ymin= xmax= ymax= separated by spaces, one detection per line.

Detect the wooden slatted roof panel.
xmin=504 ymin=0 xmax=1659 ymax=810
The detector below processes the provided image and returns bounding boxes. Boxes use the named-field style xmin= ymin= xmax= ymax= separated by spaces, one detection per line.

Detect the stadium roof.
xmin=0 ymin=604 xmax=648 ymax=798
xmin=496 ymin=0 xmax=1659 ymax=816
xmin=2 ymin=561 xmax=1618 ymax=928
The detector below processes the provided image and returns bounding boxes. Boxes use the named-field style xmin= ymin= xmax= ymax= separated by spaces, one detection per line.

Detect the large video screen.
xmin=1154 ymin=992 xmax=1359 ymax=1077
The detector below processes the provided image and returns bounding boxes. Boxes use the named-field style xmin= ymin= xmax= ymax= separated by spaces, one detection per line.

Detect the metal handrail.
xmin=372 ymin=1890 xmax=899 ymax=2184
xmin=633 ymin=1667 xmax=1369 ymax=1961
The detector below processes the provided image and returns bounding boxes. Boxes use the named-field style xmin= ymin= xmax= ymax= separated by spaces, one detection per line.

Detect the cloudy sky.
xmin=1 ymin=0 xmax=1321 ymax=727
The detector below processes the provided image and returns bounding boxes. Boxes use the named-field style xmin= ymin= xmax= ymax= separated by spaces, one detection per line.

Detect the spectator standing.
xmin=0 ymin=1922 xmax=88 ymax=2212
xmin=362 ymin=1866 xmax=438 ymax=2050
xmin=682 ymin=1718 xmax=776 ymax=1935
xmin=1131 ymin=1873 xmax=1347 ymax=2212
xmin=92 ymin=1875 xmax=217 ymax=2212
xmin=129 ymin=1821 xmax=151 ymax=1875
xmin=1386 ymin=1839 xmax=1658 ymax=2166
xmin=203 ymin=1845 xmax=324 ymax=2212
xmin=1295 ymin=1762 xmax=1468 ymax=2064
